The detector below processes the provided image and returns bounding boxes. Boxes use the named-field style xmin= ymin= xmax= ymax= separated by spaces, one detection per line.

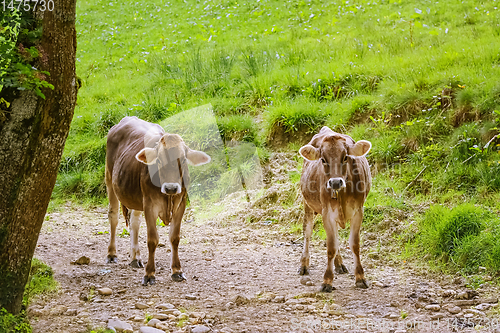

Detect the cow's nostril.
xmin=327 ymin=178 xmax=345 ymax=190
xmin=161 ymin=183 xmax=181 ymax=195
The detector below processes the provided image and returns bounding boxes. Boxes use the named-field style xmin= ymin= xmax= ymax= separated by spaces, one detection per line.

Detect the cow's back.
xmin=106 ymin=117 xmax=164 ymax=210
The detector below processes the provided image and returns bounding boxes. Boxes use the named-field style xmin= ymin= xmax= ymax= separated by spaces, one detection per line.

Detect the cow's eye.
xmin=343 ymin=155 xmax=348 ymax=163
xmin=321 ymin=158 xmax=327 ymax=164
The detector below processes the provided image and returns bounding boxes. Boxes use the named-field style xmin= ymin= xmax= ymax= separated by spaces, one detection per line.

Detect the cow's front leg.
xmin=169 ymin=220 xmax=185 ymax=282
xmin=169 ymin=196 xmax=187 ymax=282
xmin=321 ymin=207 xmax=340 ymax=292
xmin=299 ymin=204 xmax=314 ymax=275
xmin=106 ymin=184 xmax=119 ymax=264
xmin=142 ymin=209 xmax=159 ymax=286
xmin=350 ymin=209 xmax=368 ymax=288
xmin=129 ymin=210 xmax=144 ymax=268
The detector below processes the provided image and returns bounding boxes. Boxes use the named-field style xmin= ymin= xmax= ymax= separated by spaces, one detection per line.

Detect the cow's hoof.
xmin=335 ymin=264 xmax=349 ymax=274
xmin=355 ymin=279 xmax=369 ymax=289
xmin=129 ymin=259 xmax=144 ymax=268
xmin=320 ymin=283 xmax=335 ymax=293
xmin=171 ymin=272 xmax=186 ymax=282
xmin=106 ymin=255 xmax=118 ymax=264
xmin=298 ymin=266 xmax=310 ymax=275
xmin=142 ymin=276 xmax=156 ymax=286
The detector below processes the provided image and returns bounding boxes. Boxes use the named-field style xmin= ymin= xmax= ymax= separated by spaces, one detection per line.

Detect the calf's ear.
xmin=350 ymin=140 xmax=372 ymax=157
xmin=299 ymin=144 xmax=320 ymax=161
xmin=186 ymin=149 xmax=211 ymax=166
xmin=136 ymin=148 xmax=158 ymax=165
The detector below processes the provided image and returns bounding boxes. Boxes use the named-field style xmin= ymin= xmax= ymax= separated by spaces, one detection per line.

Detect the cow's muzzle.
xmin=326 ymin=177 xmax=346 ymax=200
xmin=161 ymin=183 xmax=181 ymax=195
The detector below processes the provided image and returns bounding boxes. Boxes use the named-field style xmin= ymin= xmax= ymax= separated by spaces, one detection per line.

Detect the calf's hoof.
xmin=106 ymin=255 xmax=118 ymax=264
xmin=355 ymin=279 xmax=369 ymax=289
xmin=320 ymin=283 xmax=336 ymax=293
xmin=335 ymin=264 xmax=349 ymax=274
xmin=298 ymin=266 xmax=310 ymax=276
xmin=129 ymin=259 xmax=144 ymax=268
xmin=171 ymin=272 xmax=186 ymax=282
xmin=142 ymin=276 xmax=156 ymax=286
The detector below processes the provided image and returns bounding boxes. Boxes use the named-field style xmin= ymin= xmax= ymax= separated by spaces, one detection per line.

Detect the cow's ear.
xmin=186 ymin=149 xmax=211 ymax=166
xmin=350 ymin=140 xmax=372 ymax=157
xmin=299 ymin=144 xmax=320 ymax=161
xmin=135 ymin=148 xmax=158 ymax=165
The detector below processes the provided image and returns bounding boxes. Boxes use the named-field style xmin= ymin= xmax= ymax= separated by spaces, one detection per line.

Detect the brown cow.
xmin=298 ymin=126 xmax=371 ymax=292
xmin=105 ymin=116 xmax=210 ymax=285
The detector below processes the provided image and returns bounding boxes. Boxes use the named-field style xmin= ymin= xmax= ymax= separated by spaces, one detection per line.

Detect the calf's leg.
xmin=142 ymin=208 xmax=159 ymax=286
xmin=321 ymin=206 xmax=340 ymax=292
xmin=334 ymin=252 xmax=349 ymax=274
xmin=350 ymin=209 xmax=368 ymax=288
xmin=129 ymin=210 xmax=144 ymax=268
xmin=106 ymin=182 xmax=119 ymax=264
xmin=169 ymin=199 xmax=186 ymax=282
xmin=169 ymin=220 xmax=185 ymax=282
xmin=299 ymin=204 xmax=314 ymax=275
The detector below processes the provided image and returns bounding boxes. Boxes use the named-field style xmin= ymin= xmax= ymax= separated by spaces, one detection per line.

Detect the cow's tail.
xmin=121 ymin=203 xmax=130 ymax=227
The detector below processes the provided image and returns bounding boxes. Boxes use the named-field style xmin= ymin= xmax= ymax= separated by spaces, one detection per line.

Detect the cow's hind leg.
xmin=129 ymin=210 xmax=144 ymax=268
xmin=334 ymin=253 xmax=349 ymax=274
xmin=106 ymin=180 xmax=119 ymax=264
xmin=142 ymin=208 xmax=159 ymax=286
xmin=299 ymin=204 xmax=314 ymax=275
xmin=351 ymin=209 xmax=368 ymax=289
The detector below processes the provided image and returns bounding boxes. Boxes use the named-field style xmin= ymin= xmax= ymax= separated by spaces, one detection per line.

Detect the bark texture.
xmin=0 ymin=0 xmax=78 ymax=314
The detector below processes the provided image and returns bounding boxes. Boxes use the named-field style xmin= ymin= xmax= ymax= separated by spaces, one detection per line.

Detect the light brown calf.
xmin=299 ymin=126 xmax=372 ymax=292
xmin=105 ymin=116 xmax=210 ymax=285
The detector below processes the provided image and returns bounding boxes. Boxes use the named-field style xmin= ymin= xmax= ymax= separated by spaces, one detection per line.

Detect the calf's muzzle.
xmin=161 ymin=182 xmax=181 ymax=195
xmin=327 ymin=177 xmax=345 ymax=199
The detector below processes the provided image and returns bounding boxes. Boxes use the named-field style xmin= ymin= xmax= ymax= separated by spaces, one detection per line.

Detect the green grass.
xmin=264 ymin=97 xmax=329 ymax=139
xmin=404 ymin=203 xmax=500 ymax=274
xmin=0 ymin=258 xmax=57 ymax=333
xmin=217 ymin=114 xmax=258 ymax=143
xmin=65 ymin=0 xmax=500 ymax=199
xmin=88 ymin=328 xmax=115 ymax=333
xmin=0 ymin=308 xmax=31 ymax=333
xmin=49 ymin=0 xmax=500 ymax=275
xmin=23 ymin=258 xmax=58 ymax=305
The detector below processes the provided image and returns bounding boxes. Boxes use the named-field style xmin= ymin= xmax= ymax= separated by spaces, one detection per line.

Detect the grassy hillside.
xmin=57 ymin=0 xmax=500 ymax=276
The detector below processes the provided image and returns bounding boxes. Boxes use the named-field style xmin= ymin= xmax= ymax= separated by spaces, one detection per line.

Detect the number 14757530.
xmin=2 ymin=0 xmax=54 ymax=12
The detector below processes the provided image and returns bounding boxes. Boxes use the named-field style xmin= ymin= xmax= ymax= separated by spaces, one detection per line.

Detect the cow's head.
xmin=135 ymin=134 xmax=210 ymax=195
xmin=299 ymin=134 xmax=371 ymax=199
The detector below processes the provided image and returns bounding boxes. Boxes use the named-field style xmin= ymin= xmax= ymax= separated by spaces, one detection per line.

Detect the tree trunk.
xmin=0 ymin=0 xmax=78 ymax=314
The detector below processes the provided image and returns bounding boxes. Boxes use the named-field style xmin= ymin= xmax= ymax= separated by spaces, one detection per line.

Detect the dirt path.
xmin=28 ymin=199 xmax=499 ymax=333
xmin=29 ymin=155 xmax=499 ymax=333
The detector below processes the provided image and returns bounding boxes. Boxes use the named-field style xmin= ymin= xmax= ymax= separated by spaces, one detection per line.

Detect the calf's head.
xmin=299 ymin=135 xmax=371 ymax=199
xmin=135 ymin=134 xmax=210 ymax=195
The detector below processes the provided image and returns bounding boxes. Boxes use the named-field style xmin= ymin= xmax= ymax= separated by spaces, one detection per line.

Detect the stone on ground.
xmin=153 ymin=313 xmax=169 ymax=320
xmin=135 ymin=302 xmax=149 ymax=309
xmin=232 ymin=294 xmax=250 ymax=305
xmin=156 ymin=303 xmax=175 ymax=310
xmin=139 ymin=327 xmax=165 ymax=333
xmin=97 ymin=288 xmax=113 ymax=296
xmin=107 ymin=319 xmax=133 ymax=332
xmin=147 ymin=319 xmax=161 ymax=327
xmin=71 ymin=256 xmax=90 ymax=265
xmin=191 ymin=325 xmax=211 ymax=333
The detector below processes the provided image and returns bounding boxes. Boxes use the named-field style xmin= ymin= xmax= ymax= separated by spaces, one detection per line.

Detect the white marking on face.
xmin=161 ymin=182 xmax=181 ymax=195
